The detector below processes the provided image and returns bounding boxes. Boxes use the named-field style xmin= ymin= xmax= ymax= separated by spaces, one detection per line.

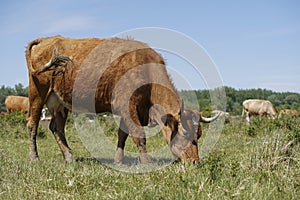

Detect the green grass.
xmin=0 ymin=113 xmax=299 ymax=199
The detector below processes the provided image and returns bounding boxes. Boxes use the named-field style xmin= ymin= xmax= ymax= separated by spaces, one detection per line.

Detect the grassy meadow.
xmin=0 ymin=112 xmax=299 ymax=199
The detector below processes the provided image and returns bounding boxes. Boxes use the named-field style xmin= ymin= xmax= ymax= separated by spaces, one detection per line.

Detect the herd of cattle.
xmin=3 ymin=95 xmax=297 ymax=121
xmin=1 ymin=35 xmax=298 ymax=164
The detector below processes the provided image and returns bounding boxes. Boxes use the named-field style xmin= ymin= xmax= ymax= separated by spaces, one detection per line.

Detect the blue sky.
xmin=0 ymin=0 xmax=299 ymax=92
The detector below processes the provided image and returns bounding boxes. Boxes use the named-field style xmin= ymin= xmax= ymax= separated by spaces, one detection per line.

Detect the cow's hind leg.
xmin=114 ymin=118 xmax=129 ymax=164
xmin=49 ymin=108 xmax=73 ymax=162
xmin=27 ymin=102 xmax=43 ymax=161
xmin=246 ymin=111 xmax=250 ymax=125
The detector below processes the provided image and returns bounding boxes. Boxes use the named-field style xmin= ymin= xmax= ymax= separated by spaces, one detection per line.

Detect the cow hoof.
xmin=65 ymin=157 xmax=75 ymax=163
xmin=140 ymin=153 xmax=152 ymax=164
xmin=114 ymin=160 xmax=123 ymax=166
xmin=64 ymin=152 xmax=74 ymax=163
xmin=29 ymin=152 xmax=39 ymax=162
xmin=114 ymin=148 xmax=124 ymax=165
xmin=29 ymin=157 xmax=39 ymax=162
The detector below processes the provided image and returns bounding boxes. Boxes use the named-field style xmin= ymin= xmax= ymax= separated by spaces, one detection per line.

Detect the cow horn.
xmin=200 ymin=112 xmax=220 ymax=123
xmin=179 ymin=100 xmax=184 ymax=115
xmin=192 ymin=116 xmax=199 ymax=125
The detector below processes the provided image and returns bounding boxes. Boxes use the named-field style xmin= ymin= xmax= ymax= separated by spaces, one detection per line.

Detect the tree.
xmin=284 ymin=94 xmax=299 ymax=105
xmin=267 ymin=94 xmax=282 ymax=107
xmin=14 ymin=83 xmax=28 ymax=97
xmin=0 ymin=84 xmax=28 ymax=112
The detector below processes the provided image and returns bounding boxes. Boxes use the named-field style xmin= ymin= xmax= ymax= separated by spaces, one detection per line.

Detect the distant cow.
xmin=5 ymin=95 xmax=29 ymax=114
xmin=278 ymin=109 xmax=298 ymax=118
xmin=41 ymin=108 xmax=49 ymax=120
xmin=242 ymin=99 xmax=277 ymax=123
xmin=25 ymin=35 xmax=220 ymax=163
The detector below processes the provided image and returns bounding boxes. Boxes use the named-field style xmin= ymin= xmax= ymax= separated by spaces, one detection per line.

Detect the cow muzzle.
xmin=169 ymin=128 xmax=200 ymax=163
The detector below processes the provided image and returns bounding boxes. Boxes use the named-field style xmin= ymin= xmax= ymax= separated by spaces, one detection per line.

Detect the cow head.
xmin=159 ymin=105 xmax=220 ymax=163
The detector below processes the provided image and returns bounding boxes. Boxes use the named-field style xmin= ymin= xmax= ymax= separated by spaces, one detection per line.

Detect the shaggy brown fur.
xmin=25 ymin=35 xmax=219 ymax=163
xmin=5 ymin=95 xmax=29 ymax=114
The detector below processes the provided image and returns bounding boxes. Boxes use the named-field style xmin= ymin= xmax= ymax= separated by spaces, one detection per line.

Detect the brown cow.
xmin=278 ymin=109 xmax=298 ymax=118
xmin=25 ymin=35 xmax=219 ymax=163
xmin=242 ymin=99 xmax=277 ymax=124
xmin=5 ymin=95 xmax=29 ymax=114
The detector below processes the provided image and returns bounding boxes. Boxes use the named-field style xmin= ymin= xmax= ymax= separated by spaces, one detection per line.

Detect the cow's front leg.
xmin=49 ymin=108 xmax=73 ymax=163
xmin=115 ymin=117 xmax=152 ymax=164
xmin=130 ymin=126 xmax=152 ymax=164
xmin=114 ymin=118 xmax=129 ymax=164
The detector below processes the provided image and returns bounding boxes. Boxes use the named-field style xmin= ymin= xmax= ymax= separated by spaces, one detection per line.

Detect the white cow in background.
xmin=41 ymin=108 xmax=48 ymax=121
xmin=242 ymin=99 xmax=277 ymax=124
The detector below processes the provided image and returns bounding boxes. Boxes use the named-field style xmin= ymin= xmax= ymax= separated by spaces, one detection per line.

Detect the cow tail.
xmin=35 ymin=47 xmax=73 ymax=76
xmin=25 ymin=38 xmax=73 ymax=76
xmin=25 ymin=38 xmax=42 ymax=75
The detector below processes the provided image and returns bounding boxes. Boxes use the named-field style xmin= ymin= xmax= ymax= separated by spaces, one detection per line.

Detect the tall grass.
xmin=0 ymin=113 xmax=299 ymax=199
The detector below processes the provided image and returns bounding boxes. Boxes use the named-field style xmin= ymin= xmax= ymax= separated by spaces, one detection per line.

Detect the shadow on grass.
xmin=75 ymin=156 xmax=176 ymax=173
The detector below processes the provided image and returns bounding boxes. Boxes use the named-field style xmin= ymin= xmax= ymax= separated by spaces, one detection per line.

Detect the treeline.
xmin=0 ymin=84 xmax=299 ymax=115
xmin=0 ymin=84 xmax=28 ymax=112
xmin=180 ymin=86 xmax=300 ymax=115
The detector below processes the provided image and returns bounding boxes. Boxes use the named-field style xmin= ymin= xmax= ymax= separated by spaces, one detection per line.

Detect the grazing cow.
xmin=278 ymin=109 xmax=298 ymax=118
xmin=242 ymin=99 xmax=277 ymax=123
xmin=25 ymin=35 xmax=219 ymax=163
xmin=5 ymin=95 xmax=29 ymax=114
